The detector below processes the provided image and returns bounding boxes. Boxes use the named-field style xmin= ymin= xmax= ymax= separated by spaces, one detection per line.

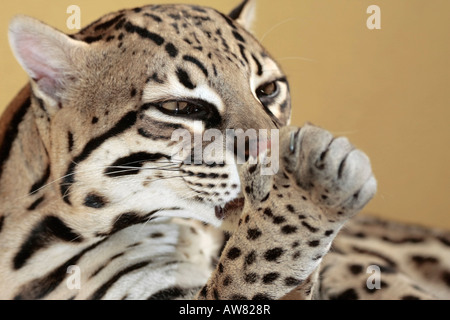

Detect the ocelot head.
xmin=8 ymin=0 xmax=291 ymax=234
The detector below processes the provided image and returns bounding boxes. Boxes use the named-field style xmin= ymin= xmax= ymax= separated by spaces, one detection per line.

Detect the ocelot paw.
xmin=279 ymin=124 xmax=377 ymax=219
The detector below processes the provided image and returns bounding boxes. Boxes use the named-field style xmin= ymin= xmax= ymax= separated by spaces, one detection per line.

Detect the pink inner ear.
xmin=16 ymin=35 xmax=60 ymax=82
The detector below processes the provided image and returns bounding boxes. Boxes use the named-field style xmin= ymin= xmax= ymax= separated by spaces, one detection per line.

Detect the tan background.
xmin=0 ymin=0 xmax=449 ymax=229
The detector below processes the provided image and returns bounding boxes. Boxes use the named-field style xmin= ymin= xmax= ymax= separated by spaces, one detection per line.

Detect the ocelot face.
xmin=11 ymin=4 xmax=291 ymax=233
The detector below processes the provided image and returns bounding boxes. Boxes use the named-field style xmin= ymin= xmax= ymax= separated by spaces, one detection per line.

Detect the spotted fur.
xmin=0 ymin=1 xmax=449 ymax=300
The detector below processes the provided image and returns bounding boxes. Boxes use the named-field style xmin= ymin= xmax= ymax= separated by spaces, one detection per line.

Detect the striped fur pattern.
xmin=1 ymin=1 xmax=449 ymax=300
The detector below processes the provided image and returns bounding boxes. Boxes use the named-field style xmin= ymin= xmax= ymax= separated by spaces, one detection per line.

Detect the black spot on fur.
xmin=308 ymin=240 xmax=320 ymax=247
xmin=442 ymin=271 xmax=450 ymax=287
xmin=245 ymin=251 xmax=256 ymax=266
xmin=91 ymin=117 xmax=99 ymax=124
xmin=124 ymin=22 xmax=164 ymax=46
xmin=176 ymin=68 xmax=196 ymax=89
xmin=68 ymin=132 xmax=74 ymax=153
xmin=330 ymin=288 xmax=359 ymax=300
xmin=281 ymin=225 xmax=297 ymax=234
xmin=199 ymin=286 xmax=207 ymax=298
xmin=244 ymin=273 xmax=258 ymax=284
xmin=251 ymin=54 xmax=263 ymax=76
xmin=144 ymin=13 xmax=163 ymax=23
xmin=273 ymin=216 xmax=286 ymax=224
xmin=84 ymin=35 xmax=103 ymax=44
xmin=227 ymin=247 xmax=242 ymax=260
xmin=264 ymin=248 xmax=284 ymax=262
xmin=252 ymin=293 xmax=272 ymax=300
xmin=401 ymin=295 xmax=421 ymax=300
xmin=437 ymin=236 xmax=450 ymax=247
xmin=260 ymin=192 xmax=270 ymax=202
xmin=183 ymin=55 xmax=208 ymax=77
xmin=286 ymin=205 xmax=295 ymax=213
xmin=284 ymin=277 xmax=303 ymax=287
xmin=411 ymin=255 xmax=439 ymax=265
xmin=83 ymin=193 xmax=108 ymax=209
xmin=262 ymin=272 xmax=280 ymax=284
xmin=165 ymin=42 xmax=178 ymax=57
xmin=247 ymin=228 xmax=262 ymax=240
xmin=263 ymin=208 xmax=273 ymax=218
xmin=150 ymin=232 xmax=164 ymax=239
xmin=232 ymin=31 xmax=246 ymax=43
xmin=349 ymin=264 xmax=364 ymax=275
xmin=0 ymin=216 xmax=4 ymax=234
xmin=94 ymin=14 xmax=125 ymax=31
xmin=223 ymin=275 xmax=232 ymax=286
xmin=302 ymin=221 xmax=319 ymax=233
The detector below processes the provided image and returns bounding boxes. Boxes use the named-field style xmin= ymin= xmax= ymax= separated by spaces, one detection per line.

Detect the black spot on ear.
xmin=84 ymin=193 xmax=108 ymax=209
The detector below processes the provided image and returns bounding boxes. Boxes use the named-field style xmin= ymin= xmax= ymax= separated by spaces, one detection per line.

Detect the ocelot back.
xmin=0 ymin=0 xmax=449 ymax=300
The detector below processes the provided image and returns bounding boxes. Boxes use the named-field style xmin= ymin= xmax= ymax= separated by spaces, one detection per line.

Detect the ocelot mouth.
xmin=215 ymin=198 xmax=245 ymax=220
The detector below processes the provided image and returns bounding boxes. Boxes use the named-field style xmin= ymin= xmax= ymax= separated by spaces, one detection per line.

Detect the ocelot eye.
xmin=257 ymin=81 xmax=278 ymax=99
xmin=155 ymin=100 xmax=212 ymax=120
xmin=159 ymin=101 xmax=190 ymax=114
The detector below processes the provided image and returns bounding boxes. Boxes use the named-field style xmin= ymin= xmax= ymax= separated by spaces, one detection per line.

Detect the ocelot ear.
xmin=229 ymin=0 xmax=257 ymax=30
xmin=8 ymin=15 xmax=88 ymax=107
